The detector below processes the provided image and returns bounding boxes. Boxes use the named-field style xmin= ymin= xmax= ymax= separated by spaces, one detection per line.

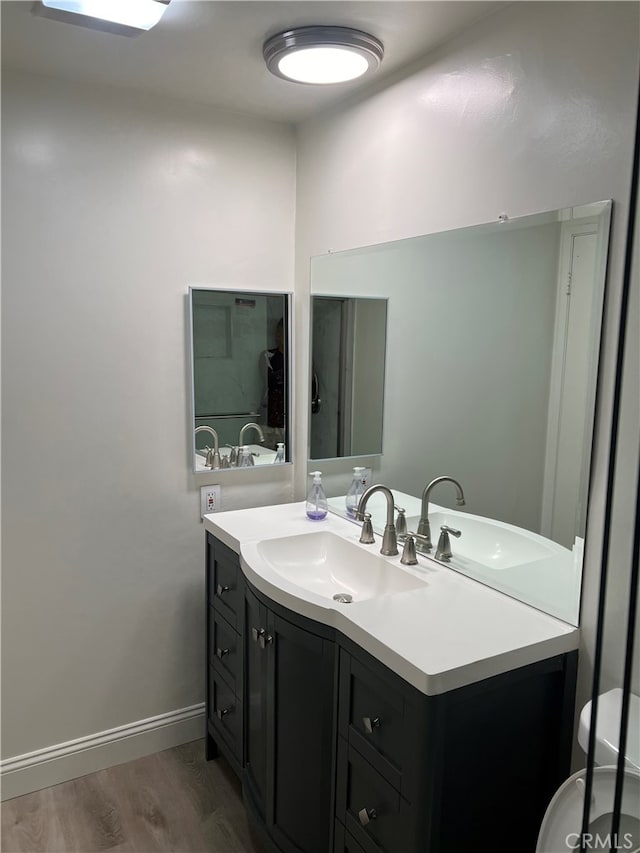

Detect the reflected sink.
xmin=256 ymin=531 xmax=427 ymax=602
xmin=406 ymin=511 xmax=566 ymax=570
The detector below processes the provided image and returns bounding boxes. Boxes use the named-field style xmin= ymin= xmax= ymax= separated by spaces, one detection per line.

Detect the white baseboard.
xmin=0 ymin=703 xmax=205 ymax=801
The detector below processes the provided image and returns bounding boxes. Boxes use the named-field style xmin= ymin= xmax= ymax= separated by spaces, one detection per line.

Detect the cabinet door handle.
xmin=216 ymin=647 xmax=230 ymax=659
xmin=216 ymin=583 xmax=230 ymax=596
xmin=258 ymin=633 xmax=273 ymax=649
xmin=252 ymin=627 xmax=265 ymax=643
xmin=216 ymin=707 xmax=231 ymax=720
xmin=362 ymin=716 xmax=381 ymax=734
xmin=358 ymin=807 xmax=378 ymax=826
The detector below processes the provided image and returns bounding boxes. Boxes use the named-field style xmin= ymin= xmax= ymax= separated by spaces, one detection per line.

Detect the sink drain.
xmin=333 ymin=593 xmax=353 ymax=604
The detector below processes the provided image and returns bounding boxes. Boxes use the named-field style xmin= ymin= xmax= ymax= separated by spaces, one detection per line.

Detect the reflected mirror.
xmin=189 ymin=288 xmax=290 ymax=472
xmin=310 ymin=201 xmax=612 ymax=625
xmin=310 ymin=296 xmax=387 ymax=460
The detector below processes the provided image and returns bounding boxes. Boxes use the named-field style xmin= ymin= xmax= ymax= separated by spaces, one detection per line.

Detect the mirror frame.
xmin=188 ymin=286 xmax=293 ymax=475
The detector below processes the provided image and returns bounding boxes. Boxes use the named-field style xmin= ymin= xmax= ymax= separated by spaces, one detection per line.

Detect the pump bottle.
xmin=346 ymin=466 xmax=366 ymax=517
xmin=306 ymin=471 xmax=328 ymax=520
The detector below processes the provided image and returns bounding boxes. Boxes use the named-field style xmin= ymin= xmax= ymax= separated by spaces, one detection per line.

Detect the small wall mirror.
xmin=310 ymin=296 xmax=387 ymax=460
xmin=188 ymin=288 xmax=291 ymax=473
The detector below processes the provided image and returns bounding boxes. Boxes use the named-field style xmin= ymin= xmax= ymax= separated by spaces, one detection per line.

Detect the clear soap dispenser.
xmin=306 ymin=471 xmax=328 ymax=521
xmin=346 ymin=466 xmax=366 ymax=517
xmin=273 ymin=442 xmax=285 ymax=464
xmin=238 ymin=446 xmax=253 ymax=467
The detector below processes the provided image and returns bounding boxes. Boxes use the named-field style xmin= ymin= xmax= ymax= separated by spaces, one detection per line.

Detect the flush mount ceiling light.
xmin=37 ymin=0 xmax=171 ymax=34
xmin=263 ymin=26 xmax=384 ymax=85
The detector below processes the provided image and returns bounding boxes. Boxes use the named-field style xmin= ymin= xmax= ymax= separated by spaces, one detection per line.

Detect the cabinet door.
xmin=244 ymin=587 xmax=269 ymax=818
xmin=267 ymin=612 xmax=335 ymax=853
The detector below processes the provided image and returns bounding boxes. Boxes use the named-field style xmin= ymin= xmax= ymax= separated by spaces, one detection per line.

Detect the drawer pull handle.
xmin=216 ymin=707 xmax=231 ymax=720
xmin=216 ymin=647 xmax=230 ymax=659
xmin=358 ymin=807 xmax=378 ymax=826
xmin=252 ymin=627 xmax=273 ymax=648
xmin=362 ymin=716 xmax=381 ymax=734
xmin=216 ymin=583 xmax=230 ymax=596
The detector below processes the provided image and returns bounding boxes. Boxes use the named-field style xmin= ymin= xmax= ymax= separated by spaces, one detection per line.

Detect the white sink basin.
xmin=256 ymin=531 xmax=427 ymax=602
xmin=406 ymin=511 xmax=565 ymax=570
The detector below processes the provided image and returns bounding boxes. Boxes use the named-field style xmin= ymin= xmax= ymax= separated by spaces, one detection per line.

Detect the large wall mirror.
xmin=189 ymin=288 xmax=291 ymax=473
xmin=310 ymin=201 xmax=612 ymax=625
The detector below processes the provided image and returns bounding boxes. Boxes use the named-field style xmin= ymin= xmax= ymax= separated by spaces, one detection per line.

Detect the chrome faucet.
xmin=228 ymin=423 xmax=265 ymax=467
xmin=416 ymin=476 xmax=466 ymax=553
xmin=239 ymin=422 xmax=265 ymax=445
xmin=194 ymin=426 xmax=221 ymax=469
xmin=355 ymin=485 xmax=398 ymax=556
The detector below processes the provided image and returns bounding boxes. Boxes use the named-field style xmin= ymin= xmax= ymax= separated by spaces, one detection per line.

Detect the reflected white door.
xmin=543 ymin=226 xmax=599 ymax=547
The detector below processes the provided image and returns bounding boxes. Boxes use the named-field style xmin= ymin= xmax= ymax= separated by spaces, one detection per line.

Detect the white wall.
xmin=293 ymin=0 xmax=639 ymax=756
xmin=1 ymin=71 xmax=295 ymax=783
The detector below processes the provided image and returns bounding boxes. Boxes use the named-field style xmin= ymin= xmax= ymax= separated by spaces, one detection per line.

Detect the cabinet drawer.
xmin=208 ymin=667 xmax=242 ymax=763
xmin=339 ymin=650 xmax=405 ymax=790
xmin=207 ymin=537 xmax=242 ymax=629
xmin=336 ymin=738 xmax=409 ymax=853
xmin=209 ymin=608 xmax=240 ymax=695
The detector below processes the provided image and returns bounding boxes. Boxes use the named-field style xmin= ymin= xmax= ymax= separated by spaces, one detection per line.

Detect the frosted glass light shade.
xmin=263 ymin=27 xmax=383 ymax=85
xmin=278 ymin=47 xmax=369 ymax=84
xmin=40 ymin=0 xmax=169 ymax=31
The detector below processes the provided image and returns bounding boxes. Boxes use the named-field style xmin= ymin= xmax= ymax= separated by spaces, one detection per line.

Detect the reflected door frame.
xmin=541 ymin=214 xmax=609 ymax=545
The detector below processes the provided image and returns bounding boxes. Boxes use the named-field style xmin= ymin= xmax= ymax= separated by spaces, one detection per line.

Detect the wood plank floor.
xmin=1 ymin=740 xmax=266 ymax=853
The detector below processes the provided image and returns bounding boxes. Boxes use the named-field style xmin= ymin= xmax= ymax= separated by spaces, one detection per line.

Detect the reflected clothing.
xmin=263 ymin=347 xmax=285 ymax=428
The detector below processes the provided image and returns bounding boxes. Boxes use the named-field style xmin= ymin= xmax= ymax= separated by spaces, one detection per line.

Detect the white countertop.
xmin=204 ymin=501 xmax=579 ymax=696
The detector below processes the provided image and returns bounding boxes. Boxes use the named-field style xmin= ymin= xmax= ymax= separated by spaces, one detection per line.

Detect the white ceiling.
xmin=1 ymin=1 xmax=502 ymax=123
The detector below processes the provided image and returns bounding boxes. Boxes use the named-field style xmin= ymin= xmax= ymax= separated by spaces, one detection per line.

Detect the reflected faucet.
xmin=194 ymin=426 xmax=221 ymax=470
xmin=238 ymin=422 xmax=265 ymax=447
xmin=416 ymin=476 xmax=466 ymax=553
xmin=355 ymin=485 xmax=398 ymax=556
xmin=233 ymin=423 xmax=265 ymax=467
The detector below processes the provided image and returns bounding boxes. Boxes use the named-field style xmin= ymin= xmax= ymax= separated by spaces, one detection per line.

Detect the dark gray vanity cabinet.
xmin=243 ymin=584 xmax=336 ymax=853
xmin=334 ymin=637 xmax=578 ymax=853
xmin=243 ymin=586 xmax=269 ymax=818
xmin=206 ymin=533 xmax=336 ymax=853
xmin=205 ymin=534 xmax=245 ymax=774
xmin=205 ymin=532 xmax=578 ymax=853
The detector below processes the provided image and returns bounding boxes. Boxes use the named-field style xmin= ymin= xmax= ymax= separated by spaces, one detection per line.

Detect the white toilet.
xmin=536 ymin=689 xmax=640 ymax=852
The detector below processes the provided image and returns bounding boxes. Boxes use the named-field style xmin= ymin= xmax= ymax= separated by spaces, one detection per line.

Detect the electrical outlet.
xmin=200 ymin=485 xmax=221 ymax=519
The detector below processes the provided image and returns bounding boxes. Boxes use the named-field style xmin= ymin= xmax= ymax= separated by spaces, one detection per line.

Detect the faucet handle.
xmin=359 ymin=513 xmax=375 ymax=545
xmin=406 ymin=531 xmax=431 ymax=544
xmin=401 ymin=531 xmax=431 ymax=563
xmin=394 ymin=506 xmax=407 ymax=536
xmin=435 ymin=525 xmax=462 ymax=562
xmin=400 ymin=535 xmax=418 ymax=565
